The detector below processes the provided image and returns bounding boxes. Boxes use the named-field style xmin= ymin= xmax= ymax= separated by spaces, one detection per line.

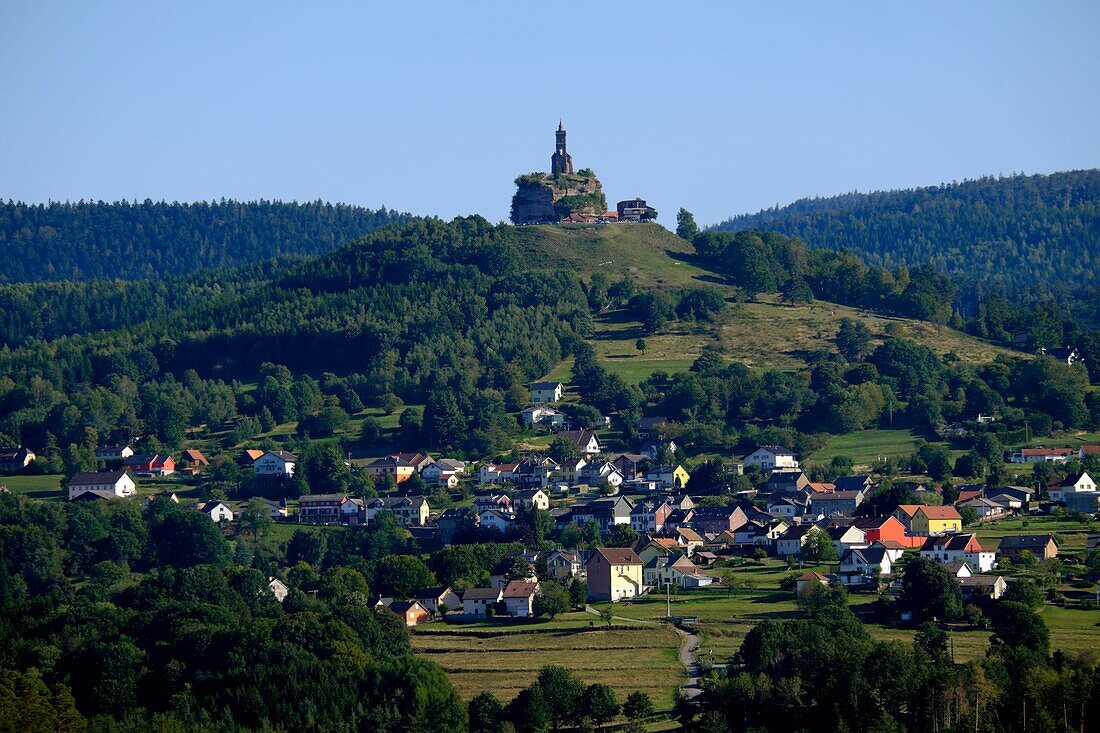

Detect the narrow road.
xmin=584 ymin=606 xmax=703 ymax=699
xmin=673 ymin=625 xmax=703 ymax=699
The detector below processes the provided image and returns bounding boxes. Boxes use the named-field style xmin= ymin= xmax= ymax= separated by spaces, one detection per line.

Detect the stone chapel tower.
xmin=551 ymin=120 xmax=574 ymax=174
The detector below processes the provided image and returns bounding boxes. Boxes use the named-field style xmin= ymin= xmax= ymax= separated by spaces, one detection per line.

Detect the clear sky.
xmin=1 ymin=2 xmax=1097 ymax=225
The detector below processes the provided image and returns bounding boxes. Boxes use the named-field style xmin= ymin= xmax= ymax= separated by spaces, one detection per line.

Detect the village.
xmin=5 ymin=375 xmax=1097 ymax=631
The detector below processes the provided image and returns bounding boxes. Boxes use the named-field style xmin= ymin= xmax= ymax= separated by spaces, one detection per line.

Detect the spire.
xmin=558 ymin=119 xmax=564 ymax=132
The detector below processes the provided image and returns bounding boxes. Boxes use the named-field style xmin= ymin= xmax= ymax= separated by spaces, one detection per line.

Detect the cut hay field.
xmin=411 ymin=616 xmax=683 ymax=710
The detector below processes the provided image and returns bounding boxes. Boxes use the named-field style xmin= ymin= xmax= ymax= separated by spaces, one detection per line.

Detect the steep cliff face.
xmin=510 ymin=172 xmax=607 ymax=224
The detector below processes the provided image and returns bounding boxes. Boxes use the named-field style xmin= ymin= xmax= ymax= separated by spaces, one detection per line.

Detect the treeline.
xmin=0 ymin=493 xmax=466 ymax=732
xmin=0 ymin=199 xmax=415 ymax=282
xmin=693 ymin=228 xmax=961 ymax=325
xmin=712 ymin=170 xmax=1100 ymax=326
xmin=0 ymin=217 xmax=591 ymax=460
xmin=686 ymin=225 xmax=1100 ymax=378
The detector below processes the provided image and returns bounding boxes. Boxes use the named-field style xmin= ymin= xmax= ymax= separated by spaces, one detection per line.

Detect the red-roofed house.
xmin=920 ymin=533 xmax=995 ymax=572
xmin=123 ymin=454 xmax=175 ymax=477
xmin=1010 ymin=447 xmax=1073 ymax=464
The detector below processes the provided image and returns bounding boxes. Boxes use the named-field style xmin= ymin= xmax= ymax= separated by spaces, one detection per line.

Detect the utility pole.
xmin=666 ymin=580 xmax=671 ymax=619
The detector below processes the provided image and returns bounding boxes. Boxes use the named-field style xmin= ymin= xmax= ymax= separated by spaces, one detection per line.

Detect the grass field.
xmin=411 ymin=615 xmax=683 ymax=710
xmin=0 ymin=473 xmax=64 ymax=499
xmin=810 ymin=428 xmax=928 ymax=466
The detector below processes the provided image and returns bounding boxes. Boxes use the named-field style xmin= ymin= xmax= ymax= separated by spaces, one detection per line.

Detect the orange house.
xmin=854 ymin=515 xmax=924 ymax=549
xmin=386 ymin=600 xmax=431 ymax=625
xmin=366 ymin=456 xmax=416 ymax=484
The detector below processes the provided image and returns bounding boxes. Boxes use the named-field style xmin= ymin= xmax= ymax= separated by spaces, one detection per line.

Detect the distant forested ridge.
xmin=713 ymin=170 xmax=1100 ymax=324
xmin=0 ymin=199 xmax=416 ymax=282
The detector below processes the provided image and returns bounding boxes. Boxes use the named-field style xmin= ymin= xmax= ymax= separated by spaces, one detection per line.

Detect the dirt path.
xmin=584 ymin=606 xmax=702 ymax=699
xmin=673 ymin=626 xmax=703 ymax=699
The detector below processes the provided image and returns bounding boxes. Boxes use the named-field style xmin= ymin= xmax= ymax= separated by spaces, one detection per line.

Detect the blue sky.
xmin=1 ymin=2 xmax=1097 ymax=225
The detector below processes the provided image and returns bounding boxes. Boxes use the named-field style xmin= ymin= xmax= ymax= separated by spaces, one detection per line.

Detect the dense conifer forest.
xmin=713 ymin=171 xmax=1100 ymax=326
xmin=0 ymin=200 xmax=414 ymax=282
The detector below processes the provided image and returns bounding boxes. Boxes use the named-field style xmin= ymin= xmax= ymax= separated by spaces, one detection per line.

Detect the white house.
xmin=743 ymin=445 xmax=799 ymax=471
xmin=520 ymin=406 xmax=567 ymax=430
xmin=462 ymin=587 xmax=503 ymax=616
xmin=254 ymin=451 xmax=297 ymax=477
xmin=961 ymin=497 xmax=1007 ymax=519
xmin=479 ymin=509 xmax=516 ymax=533
xmin=557 ymin=429 xmax=602 ymax=456
xmin=577 ymin=461 xmax=624 ymax=488
xmin=479 ymin=462 xmax=518 ymax=485
xmin=268 ymin=577 xmax=289 ymax=602
xmin=775 ymin=524 xmax=820 ymax=557
xmin=1010 ymin=447 xmax=1074 ymax=464
xmin=502 ymin=581 xmax=539 ymax=617
xmin=529 ymin=381 xmax=564 ymax=404
xmin=67 ymin=471 xmax=136 ymax=501
xmin=95 ymin=444 xmax=134 ymax=461
xmin=422 ymin=459 xmax=466 ymax=483
xmin=838 ymin=545 xmax=893 ymax=585
xmin=197 ymin=501 xmax=234 ymax=522
xmin=1050 ymin=471 xmax=1096 ymax=503
xmin=921 ymin=534 xmax=996 ymax=573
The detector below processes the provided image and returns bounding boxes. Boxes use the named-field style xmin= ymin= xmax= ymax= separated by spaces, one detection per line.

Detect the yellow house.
xmin=647 ymin=464 xmax=690 ymax=490
xmin=365 ymin=456 xmax=416 ymax=484
xmin=910 ymin=506 xmax=963 ymax=536
xmin=586 ymin=547 xmax=644 ymax=602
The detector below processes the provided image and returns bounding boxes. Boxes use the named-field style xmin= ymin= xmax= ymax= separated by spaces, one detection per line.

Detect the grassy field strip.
xmin=411 ymin=624 xmax=683 ymax=710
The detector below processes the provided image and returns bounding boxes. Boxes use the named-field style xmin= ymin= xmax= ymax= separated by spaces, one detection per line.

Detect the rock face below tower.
xmin=511 ymin=172 xmax=607 ymax=225
xmin=510 ymin=122 xmax=607 ymax=224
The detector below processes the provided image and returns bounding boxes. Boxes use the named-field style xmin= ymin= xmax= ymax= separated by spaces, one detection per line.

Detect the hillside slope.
xmin=712 ymin=170 xmax=1099 ymax=307
xmin=0 ymin=199 xmax=416 ymax=282
xmin=514 ymin=224 xmax=1017 ymax=379
xmin=513 ymin=222 xmax=709 ymax=287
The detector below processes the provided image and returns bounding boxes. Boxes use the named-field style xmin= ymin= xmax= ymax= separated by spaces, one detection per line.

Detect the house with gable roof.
xmin=67 ymin=471 xmax=136 ymax=501
xmin=254 ymin=450 xmax=297 ymax=477
xmin=1050 ymin=471 xmax=1096 ymax=503
xmin=910 ymin=505 xmax=963 ymax=536
xmin=743 ymin=445 xmax=799 ymax=471
xmin=502 ymin=580 xmax=540 ymax=617
xmin=920 ymin=533 xmax=996 ymax=572
xmin=529 ymin=381 xmax=564 ymax=404
xmin=839 ymin=544 xmax=894 ymax=586
xmin=998 ymin=534 xmax=1059 ymax=561
xmin=462 ymin=587 xmax=503 ymax=617
xmin=557 ymin=429 xmax=602 ymax=456
xmin=586 ymin=547 xmax=644 ymax=602
xmin=196 ymin=501 xmax=234 ymax=522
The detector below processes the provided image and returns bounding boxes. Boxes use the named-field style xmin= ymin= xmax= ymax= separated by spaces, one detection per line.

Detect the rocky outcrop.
xmin=511 ymin=172 xmax=606 ymax=225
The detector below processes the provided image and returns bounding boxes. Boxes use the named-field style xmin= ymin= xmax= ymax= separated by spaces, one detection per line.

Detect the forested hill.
xmin=0 ymin=199 xmax=416 ymax=282
xmin=713 ymin=170 xmax=1099 ymax=304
